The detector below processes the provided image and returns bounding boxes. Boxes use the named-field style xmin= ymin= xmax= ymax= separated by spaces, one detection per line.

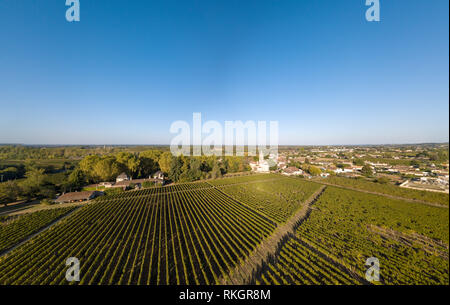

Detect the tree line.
xmin=0 ymin=149 xmax=251 ymax=205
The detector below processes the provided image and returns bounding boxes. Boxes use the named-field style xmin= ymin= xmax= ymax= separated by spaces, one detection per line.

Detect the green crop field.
xmin=0 ymin=206 xmax=77 ymax=254
xmin=253 ymin=186 xmax=449 ymax=285
xmin=207 ymin=173 xmax=280 ymax=186
xmin=217 ymin=177 xmax=322 ymax=223
xmin=0 ymin=174 xmax=448 ymax=285
xmin=323 ymin=176 xmax=449 ymax=206
xmin=0 ymin=182 xmax=276 ymax=285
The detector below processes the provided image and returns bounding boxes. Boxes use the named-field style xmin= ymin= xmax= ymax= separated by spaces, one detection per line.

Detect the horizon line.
xmin=0 ymin=142 xmax=448 ymax=147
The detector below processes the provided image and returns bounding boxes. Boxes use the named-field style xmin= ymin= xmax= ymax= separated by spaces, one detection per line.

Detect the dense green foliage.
xmin=76 ymin=152 xmax=250 ymax=184
xmin=0 ymin=168 xmax=63 ymax=205
xmin=0 ymin=148 xmax=252 ymax=205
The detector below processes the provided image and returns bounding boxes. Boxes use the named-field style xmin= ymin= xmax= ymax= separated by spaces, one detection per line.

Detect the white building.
xmin=250 ymin=151 xmax=270 ymax=173
xmin=116 ymin=172 xmax=130 ymax=182
xmin=334 ymin=168 xmax=354 ymax=174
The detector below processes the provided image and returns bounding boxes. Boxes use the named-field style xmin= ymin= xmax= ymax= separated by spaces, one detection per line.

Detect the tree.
xmin=307 ymin=166 xmax=322 ymax=176
xmin=79 ymin=155 xmax=101 ymax=182
xmin=188 ymin=158 xmax=202 ymax=180
xmin=168 ymin=157 xmax=183 ymax=182
xmin=201 ymin=155 xmax=216 ymax=172
xmin=361 ymin=165 xmax=373 ymax=177
xmin=116 ymin=152 xmax=140 ymax=178
xmin=224 ymin=156 xmax=241 ymax=173
xmin=159 ymin=152 xmax=174 ymax=174
xmin=210 ymin=163 xmax=222 ymax=179
xmin=0 ymin=181 xmax=21 ymax=206
xmin=67 ymin=168 xmax=87 ymax=191
xmin=353 ymin=159 xmax=365 ymax=166
xmin=37 ymin=183 xmax=56 ymax=199
xmin=0 ymin=167 xmax=19 ymax=181
xmin=139 ymin=150 xmax=161 ymax=177
xmin=138 ymin=156 xmax=158 ymax=178
xmin=92 ymin=156 xmax=121 ymax=182
xmin=410 ymin=160 xmax=420 ymax=168
xmin=140 ymin=150 xmax=162 ymax=162
xmin=20 ymin=168 xmax=46 ymax=198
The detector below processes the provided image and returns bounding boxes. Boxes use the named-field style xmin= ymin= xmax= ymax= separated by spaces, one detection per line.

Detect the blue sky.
xmin=0 ymin=0 xmax=448 ymax=145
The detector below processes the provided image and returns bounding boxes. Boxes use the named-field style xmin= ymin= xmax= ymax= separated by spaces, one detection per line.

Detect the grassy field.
xmin=322 ymin=176 xmax=449 ymax=206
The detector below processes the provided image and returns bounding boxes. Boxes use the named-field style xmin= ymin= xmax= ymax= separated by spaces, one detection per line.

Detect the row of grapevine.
xmin=253 ymin=186 xmax=449 ymax=285
xmin=95 ymin=182 xmax=213 ymax=202
xmin=254 ymin=238 xmax=359 ymax=285
xmin=0 ymin=185 xmax=276 ymax=284
xmin=323 ymin=176 xmax=449 ymax=206
xmin=207 ymin=173 xmax=280 ymax=186
xmin=0 ymin=206 xmax=77 ymax=253
xmin=219 ymin=177 xmax=322 ymax=223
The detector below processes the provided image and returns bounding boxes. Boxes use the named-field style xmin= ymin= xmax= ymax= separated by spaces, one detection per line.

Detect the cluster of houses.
xmin=55 ymin=171 xmax=166 ymax=204
xmin=98 ymin=171 xmax=165 ymax=190
xmin=260 ymin=149 xmax=449 ymax=192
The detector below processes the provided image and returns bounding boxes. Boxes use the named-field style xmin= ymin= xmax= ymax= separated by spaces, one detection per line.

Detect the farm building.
xmin=113 ymin=180 xmax=141 ymax=190
xmin=109 ymin=178 xmax=165 ymax=190
xmin=282 ymin=167 xmax=304 ymax=176
xmin=55 ymin=191 xmax=103 ymax=203
xmin=153 ymin=171 xmax=165 ymax=180
xmin=116 ymin=172 xmax=130 ymax=182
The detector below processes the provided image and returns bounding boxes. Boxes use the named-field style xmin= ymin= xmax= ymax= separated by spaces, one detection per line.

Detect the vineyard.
xmin=253 ymin=186 xmax=449 ymax=285
xmin=207 ymin=173 xmax=280 ymax=186
xmin=94 ymin=181 xmax=212 ymax=202
xmin=218 ymin=178 xmax=322 ymax=223
xmin=0 ymin=206 xmax=77 ymax=254
xmin=0 ymin=182 xmax=276 ymax=285
xmin=323 ymin=176 xmax=449 ymax=206
xmin=0 ymin=174 xmax=448 ymax=285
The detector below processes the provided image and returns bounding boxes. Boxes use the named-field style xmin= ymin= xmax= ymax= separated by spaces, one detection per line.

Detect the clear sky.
xmin=0 ymin=0 xmax=448 ymax=145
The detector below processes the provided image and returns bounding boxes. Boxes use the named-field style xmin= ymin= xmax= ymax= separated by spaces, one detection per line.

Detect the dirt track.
xmin=0 ymin=206 xmax=82 ymax=258
xmin=218 ymin=186 xmax=326 ymax=285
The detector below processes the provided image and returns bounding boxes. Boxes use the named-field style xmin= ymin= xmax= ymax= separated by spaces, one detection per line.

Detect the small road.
xmin=218 ymin=186 xmax=326 ymax=285
xmin=0 ymin=206 xmax=82 ymax=258
xmin=1 ymin=201 xmax=86 ymax=217
xmin=0 ymin=200 xmax=40 ymax=216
